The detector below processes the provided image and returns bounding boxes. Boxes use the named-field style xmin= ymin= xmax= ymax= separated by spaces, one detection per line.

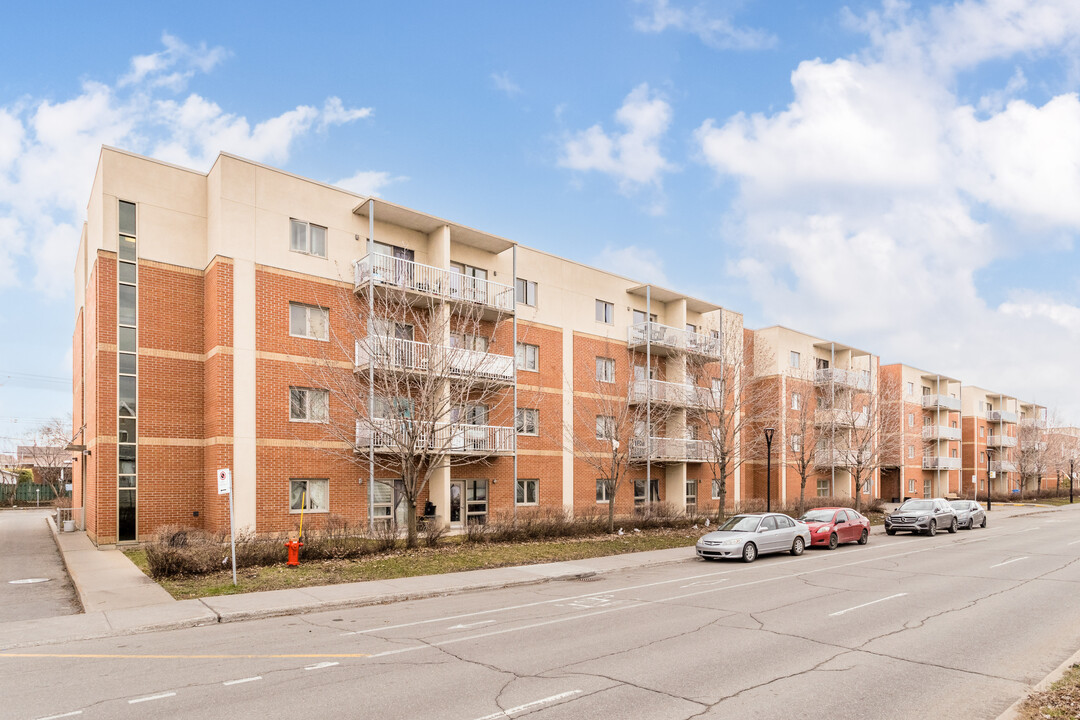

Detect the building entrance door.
xmin=450 ymin=481 xmax=464 ymax=524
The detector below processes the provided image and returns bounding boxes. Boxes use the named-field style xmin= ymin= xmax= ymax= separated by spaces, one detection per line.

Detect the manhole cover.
xmin=9 ymin=578 xmax=51 ymax=584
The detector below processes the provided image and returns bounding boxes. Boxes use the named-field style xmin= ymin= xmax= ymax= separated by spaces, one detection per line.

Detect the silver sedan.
xmin=949 ymin=500 xmax=987 ymax=529
xmin=696 ymin=513 xmax=811 ymax=562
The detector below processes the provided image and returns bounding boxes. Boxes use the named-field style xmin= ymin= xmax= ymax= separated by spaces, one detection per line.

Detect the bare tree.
xmin=305 ymin=268 xmax=516 ymax=548
xmin=686 ymin=313 xmax=772 ymax=521
xmin=786 ymin=376 xmax=821 ymax=515
xmin=19 ymin=415 xmax=74 ymax=499
xmin=1018 ymin=417 xmax=1051 ymax=495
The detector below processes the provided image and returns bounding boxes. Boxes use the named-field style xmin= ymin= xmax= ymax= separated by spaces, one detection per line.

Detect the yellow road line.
xmin=0 ymin=653 xmax=370 ymax=659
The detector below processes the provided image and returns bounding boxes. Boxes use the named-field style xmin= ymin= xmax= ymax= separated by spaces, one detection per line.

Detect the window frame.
xmin=516 ymin=342 xmax=539 ymax=372
xmin=789 ymin=351 xmax=800 ymax=369
xmin=289 ymin=386 xmax=330 ymax=423
xmin=515 ymin=478 xmax=539 ymax=506
xmin=515 ymin=408 xmax=539 ymax=436
xmin=288 ymin=302 xmax=330 ymax=341
xmin=595 ymin=415 xmax=615 ymax=441
xmin=816 ymin=478 xmax=829 ymax=497
xmin=515 ymin=278 xmax=537 ymax=306
xmin=595 ymin=299 xmax=614 ymax=324
xmin=791 ymin=391 xmax=800 ymax=410
xmin=289 ymin=218 xmax=328 ymax=258
xmin=289 ymin=478 xmax=329 ymax=513
xmin=596 ymin=479 xmax=611 ymax=503
xmin=595 ymin=356 xmax=615 ymax=383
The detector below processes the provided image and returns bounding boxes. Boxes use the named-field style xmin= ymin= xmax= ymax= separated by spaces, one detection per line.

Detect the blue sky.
xmin=2 ymin=0 xmax=1080 ymax=451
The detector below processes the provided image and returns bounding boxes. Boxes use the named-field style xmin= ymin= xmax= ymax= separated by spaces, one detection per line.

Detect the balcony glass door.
xmin=450 ymin=481 xmax=463 ymax=524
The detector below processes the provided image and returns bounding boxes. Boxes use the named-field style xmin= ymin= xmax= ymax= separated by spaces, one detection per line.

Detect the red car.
xmin=799 ymin=507 xmax=870 ymax=549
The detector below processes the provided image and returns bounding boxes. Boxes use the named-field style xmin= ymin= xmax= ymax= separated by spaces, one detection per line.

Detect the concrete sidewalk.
xmin=0 ymin=502 xmax=1068 ymax=652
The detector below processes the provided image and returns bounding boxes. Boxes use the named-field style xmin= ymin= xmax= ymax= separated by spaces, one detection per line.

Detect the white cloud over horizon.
xmin=633 ymin=0 xmax=777 ymax=50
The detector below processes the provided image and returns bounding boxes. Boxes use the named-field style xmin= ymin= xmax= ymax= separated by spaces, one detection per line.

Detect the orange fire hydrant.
xmin=285 ymin=539 xmax=303 ymax=566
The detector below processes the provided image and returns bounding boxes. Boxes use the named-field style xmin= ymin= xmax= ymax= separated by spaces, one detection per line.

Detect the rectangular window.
xmin=515 ymin=408 xmax=539 ymax=436
xmin=290 ymin=478 xmax=329 ymax=512
xmin=289 ymin=219 xmax=327 ymax=257
xmin=908 ymin=478 xmax=916 ymax=492
xmin=685 ymin=479 xmax=697 ymax=506
xmin=118 ymin=443 xmax=136 ymax=475
xmin=118 ymin=418 xmax=136 ymax=444
xmin=632 ymin=310 xmax=657 ymax=325
xmin=372 ymin=480 xmax=394 ymax=519
xmin=515 ymin=342 xmax=539 ymax=371
xmin=516 ymin=479 xmax=538 ymax=505
xmin=906 ymin=382 xmax=914 ymax=395
xmin=790 ymin=351 xmax=800 ymax=369
xmin=791 ymin=434 xmax=802 ymax=452
xmin=119 ymin=200 xmax=137 ymax=235
xmin=515 ymin=278 xmax=537 ymax=306
xmin=596 ymin=415 xmax=615 ymax=440
xmin=711 ymin=479 xmax=723 ymax=499
xmin=634 ymin=478 xmax=659 ymax=505
xmin=118 ymin=352 xmax=137 ymax=376
xmin=596 ymin=357 xmax=615 ymax=383
xmin=465 ymin=404 xmax=489 ymax=426
xmin=118 ymin=284 xmax=137 ymax=326
xmin=685 ymin=323 xmax=696 ymax=334
xmin=289 ymin=387 xmax=329 ymax=422
xmin=908 ymin=413 xmax=914 ymax=427
xmin=596 ymin=479 xmax=611 ymax=503
xmin=118 ymin=261 xmax=137 ymax=284
xmin=118 ymin=375 xmax=136 ymax=417
xmin=924 ymin=416 xmax=932 ymax=426
xmin=908 ymin=445 xmax=915 ymax=459
xmin=119 ymin=326 xmax=136 ymax=352
xmin=951 ymin=449 xmax=958 ymax=458
xmin=791 ymin=392 xmax=800 ymax=410
xmin=289 ymin=302 xmax=329 ymax=340
xmin=595 ymin=299 xmax=614 ymax=324
xmin=980 ymin=426 xmax=985 ymax=437
xmin=923 ymin=480 xmax=932 ymax=498
xmin=922 ymin=386 xmax=931 ymax=396
xmin=816 ymin=479 xmax=829 ymax=497
xmin=980 ymin=451 xmax=986 ymax=465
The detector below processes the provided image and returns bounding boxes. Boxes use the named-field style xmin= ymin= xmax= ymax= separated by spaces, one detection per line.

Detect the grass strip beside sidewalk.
xmin=1017 ymin=663 xmax=1080 ymax=719
xmin=124 ymin=528 xmax=703 ymax=601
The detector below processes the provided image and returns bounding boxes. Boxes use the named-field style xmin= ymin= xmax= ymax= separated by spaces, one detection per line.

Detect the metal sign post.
xmin=218 ymin=468 xmax=237 ymax=586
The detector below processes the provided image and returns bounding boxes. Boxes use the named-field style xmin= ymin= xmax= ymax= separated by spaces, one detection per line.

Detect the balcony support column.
xmin=665 ymin=463 xmax=687 ymax=512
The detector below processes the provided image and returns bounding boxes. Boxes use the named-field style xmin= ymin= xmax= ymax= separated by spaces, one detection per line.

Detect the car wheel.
xmin=858 ymin=529 xmax=869 ymax=545
xmin=927 ymin=520 xmax=937 ymax=537
xmin=791 ymin=537 xmax=805 ymax=556
xmin=948 ymin=518 xmax=958 ymax=534
xmin=742 ymin=542 xmax=757 ymax=563
xmin=828 ymin=533 xmax=839 ymax=550
xmin=981 ymin=516 xmax=987 ymax=529
xmin=886 ymin=528 xmax=896 ymax=536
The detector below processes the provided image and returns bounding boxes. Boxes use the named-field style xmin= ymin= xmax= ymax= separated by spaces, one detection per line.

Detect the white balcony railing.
xmin=1020 ymin=418 xmax=1047 ymax=429
xmin=923 ymin=456 xmax=962 ymax=470
xmin=356 ymin=419 xmax=515 ymax=455
xmin=987 ymin=410 xmax=1019 ymax=424
xmin=355 ymin=337 xmax=514 ymax=383
xmin=814 ymin=368 xmax=872 ymax=391
xmin=354 ymin=254 xmax=515 ymax=313
xmin=815 ymin=409 xmax=870 ymax=428
xmin=630 ymin=379 xmax=716 ymax=408
xmin=990 ymin=460 xmax=1018 ymax=474
xmin=627 ymin=322 xmax=722 ymax=358
xmin=986 ymin=434 xmax=1017 ymax=448
xmin=630 ymin=436 xmax=714 ymax=462
xmin=814 ymin=447 xmax=871 ymax=467
xmin=922 ymin=394 xmax=961 ymax=411
xmin=922 ymin=425 xmax=962 ymax=441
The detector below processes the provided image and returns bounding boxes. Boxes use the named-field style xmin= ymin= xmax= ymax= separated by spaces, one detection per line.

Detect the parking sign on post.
xmin=217 ymin=468 xmax=237 ymax=585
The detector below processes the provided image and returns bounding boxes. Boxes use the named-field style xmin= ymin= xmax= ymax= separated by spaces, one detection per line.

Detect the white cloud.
xmin=333 ymin=170 xmax=407 ymax=197
xmin=696 ymin=0 xmax=1080 ymax=419
xmin=633 ymin=0 xmax=777 ymax=50
xmin=560 ymin=83 xmax=674 ymax=206
xmin=490 ymin=72 xmax=522 ymax=97
xmin=0 ymin=35 xmax=374 ymax=299
xmin=593 ymin=245 xmax=669 ymax=286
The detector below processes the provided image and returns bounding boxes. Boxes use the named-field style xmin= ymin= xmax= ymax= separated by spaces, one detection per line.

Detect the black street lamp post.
xmin=1071 ymin=459 xmax=1074 ymax=505
xmin=986 ymin=448 xmax=993 ymax=512
xmin=764 ymin=427 xmax=775 ymax=513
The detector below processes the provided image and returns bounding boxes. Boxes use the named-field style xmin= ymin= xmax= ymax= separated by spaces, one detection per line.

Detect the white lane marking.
xmin=448 ymin=620 xmax=496 ymax=630
xmin=1067 ymin=539 xmax=1080 ymax=546
xmin=344 ymin=540 xmax=921 ymax=637
xmin=9 ymin=578 xmax=50 ymax=584
xmin=556 ymin=595 xmax=617 ymax=609
xmin=223 ymin=676 xmax=262 ymax=686
xmin=990 ymin=557 xmax=1029 ymax=569
xmin=128 ymin=692 xmax=176 ymax=704
xmin=1013 ymin=528 xmax=1040 ymax=534
xmin=680 ymin=579 xmax=729 ymax=588
xmin=472 ymin=690 xmax=582 ymax=720
xmin=829 ymin=593 xmax=908 ymax=617
xmin=36 ymin=712 xmax=83 ymax=720
xmin=305 ymin=661 xmax=339 ymax=670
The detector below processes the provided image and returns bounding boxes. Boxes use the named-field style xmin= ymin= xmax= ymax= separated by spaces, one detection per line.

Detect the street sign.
xmin=989 ymin=471 xmax=996 ymax=479
xmin=217 ymin=468 xmax=232 ymax=495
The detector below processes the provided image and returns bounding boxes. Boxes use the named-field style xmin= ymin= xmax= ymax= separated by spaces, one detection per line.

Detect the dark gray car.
xmin=949 ymin=499 xmax=987 ymax=529
xmin=885 ymin=498 xmax=958 ymax=536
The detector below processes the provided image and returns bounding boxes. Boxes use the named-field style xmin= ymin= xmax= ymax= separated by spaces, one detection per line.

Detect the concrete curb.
xmin=44 ymin=514 xmax=85 ymax=614
xmin=996 ymin=645 xmax=1080 ymax=720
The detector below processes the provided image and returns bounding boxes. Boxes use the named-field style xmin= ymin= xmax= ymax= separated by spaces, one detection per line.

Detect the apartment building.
xmin=879 ymin=365 xmax=961 ymax=501
xmin=746 ymin=327 xmax=880 ymax=505
xmin=961 ymin=387 xmax=1019 ymax=496
xmin=71 ymin=147 xmax=743 ymax=544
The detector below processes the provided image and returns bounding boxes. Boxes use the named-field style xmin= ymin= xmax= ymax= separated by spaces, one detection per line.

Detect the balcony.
xmin=629 ymin=379 xmax=715 ymax=408
xmin=354 ymin=254 xmax=515 ymax=315
xmin=627 ymin=322 xmax=722 ymax=359
xmin=814 ymin=368 xmax=872 ymax=392
xmin=990 ymin=460 xmax=1018 ymax=474
xmin=815 ymin=409 xmax=870 ymax=428
xmin=1020 ymin=418 xmax=1047 ymax=429
xmin=922 ymin=394 xmax=961 ymax=411
xmin=814 ymin=448 xmax=870 ymax=467
xmin=630 ymin=436 xmax=715 ymax=462
xmin=922 ymin=425 xmax=962 ymax=441
xmin=986 ymin=434 xmax=1017 ymax=448
xmin=356 ymin=419 xmax=515 ymax=456
xmin=986 ymin=410 xmax=1018 ymax=424
xmin=923 ymin=456 xmax=962 ymax=470
xmin=354 ymin=337 xmax=514 ymax=385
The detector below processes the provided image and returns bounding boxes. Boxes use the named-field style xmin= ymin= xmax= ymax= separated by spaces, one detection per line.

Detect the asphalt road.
xmin=0 ymin=509 xmax=80 ymax=622
xmin=6 ymin=507 xmax=1080 ymax=720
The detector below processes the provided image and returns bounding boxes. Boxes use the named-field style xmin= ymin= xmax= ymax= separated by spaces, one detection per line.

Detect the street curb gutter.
xmin=995 ymin=646 xmax=1080 ymax=720
xmin=45 ymin=514 xmax=85 ymax=614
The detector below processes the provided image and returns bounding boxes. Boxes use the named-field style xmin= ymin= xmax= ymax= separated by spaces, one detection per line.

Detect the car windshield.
xmin=898 ymin=500 xmax=933 ymax=512
xmin=949 ymin=501 xmax=970 ymax=510
xmin=801 ymin=510 xmax=836 ymax=522
xmin=718 ymin=515 xmax=761 ymax=532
